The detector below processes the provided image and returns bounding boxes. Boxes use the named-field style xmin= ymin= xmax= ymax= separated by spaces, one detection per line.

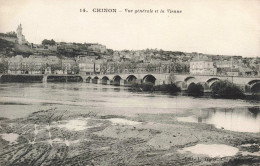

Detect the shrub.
xmin=211 ymin=80 xmax=245 ymax=99
xmin=131 ymin=82 xmax=154 ymax=92
xmin=187 ymin=83 xmax=204 ymax=96
xmin=153 ymin=84 xmax=181 ymax=93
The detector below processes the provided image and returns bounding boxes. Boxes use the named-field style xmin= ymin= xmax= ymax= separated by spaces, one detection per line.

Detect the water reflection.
xmin=177 ymin=107 xmax=260 ymax=133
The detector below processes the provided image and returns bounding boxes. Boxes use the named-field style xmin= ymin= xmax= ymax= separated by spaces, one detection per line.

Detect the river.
xmin=0 ymin=82 xmax=259 ymax=133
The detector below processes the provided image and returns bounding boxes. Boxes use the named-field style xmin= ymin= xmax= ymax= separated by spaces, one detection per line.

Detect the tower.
xmin=16 ymin=24 xmax=26 ymax=45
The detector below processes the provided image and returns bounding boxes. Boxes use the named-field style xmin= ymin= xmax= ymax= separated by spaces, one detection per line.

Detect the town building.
xmin=190 ymin=59 xmax=217 ymax=75
xmin=7 ymin=55 xmax=23 ymax=74
xmin=79 ymin=59 xmax=94 ymax=75
xmin=62 ymin=58 xmax=77 ymax=74
xmin=87 ymin=44 xmax=106 ymax=53
xmin=46 ymin=56 xmax=60 ymax=65
xmin=77 ymin=55 xmax=103 ymax=75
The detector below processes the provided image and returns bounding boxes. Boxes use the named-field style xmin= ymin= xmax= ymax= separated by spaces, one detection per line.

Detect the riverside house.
xmin=62 ymin=58 xmax=77 ymax=74
xmin=7 ymin=55 xmax=45 ymax=74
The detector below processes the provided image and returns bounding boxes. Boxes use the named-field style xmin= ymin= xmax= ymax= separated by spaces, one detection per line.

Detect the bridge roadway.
xmin=83 ymin=73 xmax=260 ymax=93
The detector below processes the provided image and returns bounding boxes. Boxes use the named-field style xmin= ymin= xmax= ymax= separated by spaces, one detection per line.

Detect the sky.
xmin=0 ymin=0 xmax=259 ymax=57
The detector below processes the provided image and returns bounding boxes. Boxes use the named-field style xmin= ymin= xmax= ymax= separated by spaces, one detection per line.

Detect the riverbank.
xmin=0 ymin=108 xmax=259 ymax=165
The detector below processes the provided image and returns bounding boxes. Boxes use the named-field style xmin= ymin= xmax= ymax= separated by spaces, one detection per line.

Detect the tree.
xmin=211 ymin=80 xmax=245 ymax=99
xmin=145 ymin=63 xmax=156 ymax=72
xmin=6 ymin=31 xmax=17 ymax=38
xmin=100 ymin=62 xmax=108 ymax=74
xmin=0 ymin=56 xmax=8 ymax=73
xmin=21 ymin=63 xmax=29 ymax=74
xmin=175 ymin=63 xmax=183 ymax=73
xmin=187 ymin=83 xmax=204 ymax=96
xmin=28 ymin=62 xmax=36 ymax=74
xmin=72 ymin=64 xmax=79 ymax=74
xmin=50 ymin=39 xmax=56 ymax=45
xmin=40 ymin=64 xmax=47 ymax=74
xmin=50 ymin=63 xmax=62 ymax=73
xmin=42 ymin=39 xmax=56 ymax=46
xmin=0 ymin=62 xmax=8 ymax=73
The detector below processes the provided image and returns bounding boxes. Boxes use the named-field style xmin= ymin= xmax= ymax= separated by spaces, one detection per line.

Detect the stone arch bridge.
xmin=0 ymin=73 xmax=259 ymax=93
xmin=82 ymin=73 xmax=260 ymax=93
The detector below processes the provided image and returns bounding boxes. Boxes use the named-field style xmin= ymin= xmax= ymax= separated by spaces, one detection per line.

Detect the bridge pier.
xmin=97 ymin=79 xmax=102 ymax=84
xmin=155 ymin=79 xmax=164 ymax=86
xmin=113 ymin=81 xmax=120 ymax=86
xmin=86 ymin=78 xmax=90 ymax=83
xmin=101 ymin=79 xmax=107 ymax=85
xmin=42 ymin=75 xmax=48 ymax=83
xmin=103 ymin=80 xmax=110 ymax=85
xmin=245 ymin=85 xmax=251 ymax=93
xmin=109 ymin=80 xmax=113 ymax=85
xmin=124 ymin=81 xmax=133 ymax=87
xmin=135 ymin=79 xmax=142 ymax=84
xmin=120 ymin=79 xmax=126 ymax=86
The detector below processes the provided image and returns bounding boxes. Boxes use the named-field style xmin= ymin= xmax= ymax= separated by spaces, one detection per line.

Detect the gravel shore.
xmin=0 ymin=109 xmax=259 ymax=165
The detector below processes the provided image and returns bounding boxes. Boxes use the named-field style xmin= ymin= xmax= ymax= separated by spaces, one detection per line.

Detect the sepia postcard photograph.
xmin=0 ymin=0 xmax=259 ymax=165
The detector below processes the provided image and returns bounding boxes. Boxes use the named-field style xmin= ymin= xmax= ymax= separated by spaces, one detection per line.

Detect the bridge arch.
xmin=113 ymin=75 xmax=122 ymax=86
xmin=184 ymin=76 xmax=195 ymax=82
xmin=143 ymin=74 xmax=156 ymax=85
xmin=86 ymin=76 xmax=92 ymax=83
xmin=102 ymin=76 xmax=109 ymax=84
xmin=77 ymin=76 xmax=83 ymax=82
xmin=184 ymin=76 xmax=198 ymax=87
xmin=92 ymin=76 xmax=99 ymax=84
xmin=248 ymin=80 xmax=260 ymax=93
xmin=248 ymin=80 xmax=260 ymax=86
xmin=206 ymin=78 xmax=220 ymax=89
xmin=102 ymin=76 xmax=109 ymax=80
xmin=126 ymin=75 xmax=137 ymax=83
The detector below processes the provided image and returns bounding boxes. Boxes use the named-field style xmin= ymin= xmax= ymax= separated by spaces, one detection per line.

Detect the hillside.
xmin=0 ymin=38 xmax=14 ymax=52
xmin=0 ymin=38 xmax=34 ymax=56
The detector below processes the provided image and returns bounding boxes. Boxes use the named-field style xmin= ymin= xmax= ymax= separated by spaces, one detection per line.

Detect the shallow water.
xmin=108 ymin=118 xmax=141 ymax=125
xmin=1 ymin=133 xmax=19 ymax=143
xmin=177 ymin=108 xmax=260 ymax=133
xmin=0 ymin=83 xmax=259 ymax=133
xmin=56 ymin=118 xmax=90 ymax=131
xmin=179 ymin=144 xmax=239 ymax=157
xmin=241 ymin=151 xmax=260 ymax=156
